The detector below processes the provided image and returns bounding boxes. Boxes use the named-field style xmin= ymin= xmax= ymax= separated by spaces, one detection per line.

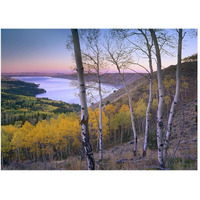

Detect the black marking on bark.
xmin=158 ymin=121 xmax=163 ymax=128
xmin=80 ymin=84 xmax=85 ymax=87
xmin=81 ymin=107 xmax=85 ymax=110
xmin=81 ymin=117 xmax=88 ymax=126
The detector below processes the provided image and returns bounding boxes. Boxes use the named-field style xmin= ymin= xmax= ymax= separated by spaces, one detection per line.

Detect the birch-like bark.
xmin=150 ymin=29 xmax=164 ymax=167
xmin=105 ymin=39 xmax=137 ymax=156
xmin=121 ymin=73 xmax=137 ymax=156
xmin=143 ymin=77 xmax=153 ymax=156
xmin=71 ymin=29 xmax=95 ymax=170
xmin=81 ymin=29 xmax=104 ymax=161
xmin=163 ymin=29 xmax=182 ymax=160
xmin=143 ymin=40 xmax=153 ymax=157
xmin=97 ymin=72 xmax=103 ymax=160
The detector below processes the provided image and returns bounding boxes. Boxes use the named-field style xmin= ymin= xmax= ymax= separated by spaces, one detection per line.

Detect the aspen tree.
xmin=138 ymin=29 xmax=154 ymax=157
xmin=113 ymin=29 xmax=154 ymax=157
xmin=105 ymin=39 xmax=138 ymax=156
xmin=71 ymin=29 xmax=95 ymax=170
xmin=150 ymin=29 xmax=165 ymax=168
xmin=81 ymin=29 xmax=106 ymax=160
xmin=163 ymin=29 xmax=183 ymax=160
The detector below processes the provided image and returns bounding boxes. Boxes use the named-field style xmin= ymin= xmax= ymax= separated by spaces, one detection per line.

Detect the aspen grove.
xmin=1 ymin=29 xmax=197 ymax=170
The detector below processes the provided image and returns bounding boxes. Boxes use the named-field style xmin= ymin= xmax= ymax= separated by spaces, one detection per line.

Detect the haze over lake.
xmin=12 ymin=76 xmax=118 ymax=105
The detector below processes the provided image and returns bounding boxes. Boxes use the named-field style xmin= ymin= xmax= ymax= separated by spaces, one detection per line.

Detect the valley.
xmin=1 ymin=60 xmax=197 ymax=170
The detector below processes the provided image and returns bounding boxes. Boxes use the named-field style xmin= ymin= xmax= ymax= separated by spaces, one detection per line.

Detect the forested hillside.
xmin=1 ymin=77 xmax=80 ymax=126
xmin=1 ymin=77 xmax=46 ymax=96
xmin=1 ymin=60 xmax=197 ymax=170
xmin=1 ymin=28 xmax=197 ymax=170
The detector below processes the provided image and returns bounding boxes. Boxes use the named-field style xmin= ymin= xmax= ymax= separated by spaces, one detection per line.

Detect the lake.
xmin=12 ymin=76 xmax=118 ymax=105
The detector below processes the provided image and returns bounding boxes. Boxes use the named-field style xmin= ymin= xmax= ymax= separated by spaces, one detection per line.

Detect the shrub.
xmin=106 ymin=100 xmax=110 ymax=105
xmin=148 ymin=130 xmax=157 ymax=150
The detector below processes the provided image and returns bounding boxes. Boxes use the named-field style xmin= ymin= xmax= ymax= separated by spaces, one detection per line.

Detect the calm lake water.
xmin=12 ymin=76 xmax=118 ymax=105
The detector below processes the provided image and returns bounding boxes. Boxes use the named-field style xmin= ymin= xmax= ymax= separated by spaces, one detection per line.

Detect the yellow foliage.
xmin=104 ymin=104 xmax=116 ymax=117
xmin=2 ymin=125 xmax=18 ymax=140
xmin=1 ymin=130 xmax=12 ymax=156
xmin=181 ymin=81 xmax=189 ymax=91
xmin=151 ymin=98 xmax=158 ymax=111
xmin=134 ymin=98 xmax=146 ymax=118
xmin=88 ymin=107 xmax=109 ymax=141
xmin=116 ymin=104 xmax=131 ymax=128
xmin=119 ymin=104 xmax=129 ymax=113
xmin=164 ymin=95 xmax=171 ymax=105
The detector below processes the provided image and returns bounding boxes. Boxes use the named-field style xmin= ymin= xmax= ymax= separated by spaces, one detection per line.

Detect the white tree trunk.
xmin=150 ymin=29 xmax=164 ymax=167
xmin=143 ymin=56 xmax=153 ymax=157
xmin=143 ymin=78 xmax=153 ymax=155
xmin=163 ymin=29 xmax=182 ymax=160
xmin=97 ymin=73 xmax=103 ymax=160
xmin=140 ymin=29 xmax=154 ymax=157
xmin=71 ymin=29 xmax=95 ymax=170
xmin=121 ymin=74 xmax=137 ymax=156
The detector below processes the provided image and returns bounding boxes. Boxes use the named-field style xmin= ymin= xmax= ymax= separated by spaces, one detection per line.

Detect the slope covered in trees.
xmin=1 ymin=60 xmax=197 ymax=170
xmin=1 ymin=77 xmax=81 ymax=126
xmin=1 ymin=77 xmax=46 ymax=96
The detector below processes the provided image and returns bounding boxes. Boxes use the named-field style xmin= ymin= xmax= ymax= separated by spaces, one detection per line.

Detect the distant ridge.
xmin=2 ymin=72 xmax=145 ymax=86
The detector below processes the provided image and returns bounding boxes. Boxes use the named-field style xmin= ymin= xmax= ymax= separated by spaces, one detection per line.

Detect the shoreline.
xmin=2 ymin=72 xmax=145 ymax=87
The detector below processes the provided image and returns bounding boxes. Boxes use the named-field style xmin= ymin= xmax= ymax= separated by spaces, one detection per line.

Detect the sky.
xmin=1 ymin=29 xmax=197 ymax=73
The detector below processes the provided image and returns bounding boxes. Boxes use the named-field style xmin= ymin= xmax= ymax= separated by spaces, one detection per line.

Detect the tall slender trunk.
xmin=141 ymin=30 xmax=154 ymax=157
xmin=71 ymin=29 xmax=95 ymax=170
xmin=150 ymin=29 xmax=164 ymax=168
xmin=163 ymin=29 xmax=182 ymax=160
xmin=121 ymin=74 xmax=137 ymax=156
xmin=97 ymin=72 xmax=103 ymax=160
xmin=143 ymin=63 xmax=153 ymax=156
xmin=96 ymin=138 xmax=99 ymax=153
